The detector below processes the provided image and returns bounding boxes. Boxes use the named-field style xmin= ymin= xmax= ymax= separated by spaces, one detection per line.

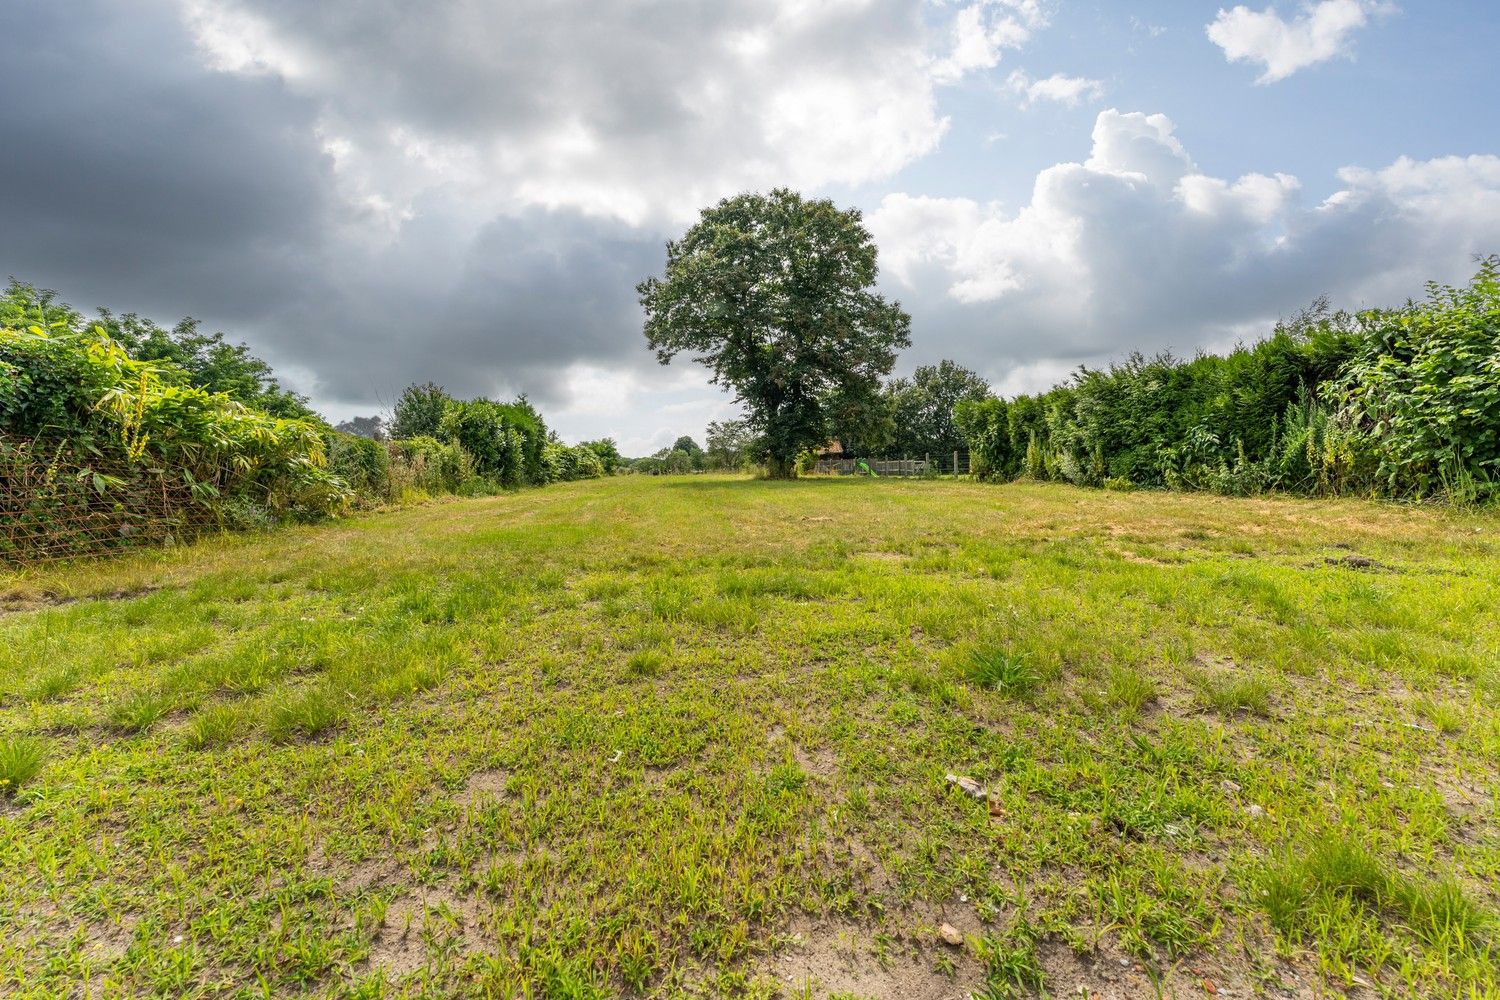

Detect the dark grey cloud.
xmin=248 ymin=209 xmax=665 ymax=407
xmin=0 ymin=0 xmax=331 ymax=322
xmin=0 ymin=0 xmax=963 ymax=426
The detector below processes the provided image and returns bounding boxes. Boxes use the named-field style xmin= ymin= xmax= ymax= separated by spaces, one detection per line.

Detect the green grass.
xmin=0 ymin=475 xmax=1497 ymax=997
xmin=0 ymin=735 xmax=46 ymax=797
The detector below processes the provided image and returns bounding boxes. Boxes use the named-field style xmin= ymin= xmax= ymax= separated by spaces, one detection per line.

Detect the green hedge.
xmin=1 ymin=326 xmax=346 ymax=521
xmin=957 ymin=258 xmax=1499 ymax=502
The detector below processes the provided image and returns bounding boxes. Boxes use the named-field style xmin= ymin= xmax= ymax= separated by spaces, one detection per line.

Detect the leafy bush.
xmin=438 ymin=398 xmax=547 ymax=487
xmin=325 ymin=430 xmax=391 ymax=501
xmin=1327 ymin=257 xmax=1500 ymax=497
xmin=543 ymin=441 xmax=606 ymax=483
xmin=578 ymin=438 xmax=622 ymax=474
xmin=957 ymin=259 xmax=1499 ymax=503
xmin=388 ymin=435 xmax=476 ymax=496
xmin=391 ymin=381 xmax=452 ymax=440
xmin=1 ymin=325 xmax=346 ymax=521
xmin=3 ymin=281 xmax=314 ymax=420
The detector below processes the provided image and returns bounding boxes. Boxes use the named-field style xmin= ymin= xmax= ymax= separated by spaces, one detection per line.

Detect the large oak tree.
xmin=637 ymin=189 xmax=910 ymax=478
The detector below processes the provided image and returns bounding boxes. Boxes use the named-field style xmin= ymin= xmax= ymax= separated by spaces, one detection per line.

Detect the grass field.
xmin=1 ymin=475 xmax=1497 ymax=999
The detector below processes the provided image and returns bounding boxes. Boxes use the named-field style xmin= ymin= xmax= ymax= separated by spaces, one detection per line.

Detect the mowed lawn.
xmin=1 ymin=476 xmax=1497 ymax=999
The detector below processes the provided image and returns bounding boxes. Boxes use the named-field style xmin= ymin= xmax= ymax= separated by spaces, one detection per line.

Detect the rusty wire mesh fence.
xmin=0 ymin=435 xmax=223 ymax=565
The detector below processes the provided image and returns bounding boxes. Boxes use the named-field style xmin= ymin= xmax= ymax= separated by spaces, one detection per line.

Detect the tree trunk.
xmin=766 ymin=454 xmax=797 ymax=480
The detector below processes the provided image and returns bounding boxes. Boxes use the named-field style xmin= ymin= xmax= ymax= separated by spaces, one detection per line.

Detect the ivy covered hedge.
xmin=957 ymin=258 xmax=1500 ymax=502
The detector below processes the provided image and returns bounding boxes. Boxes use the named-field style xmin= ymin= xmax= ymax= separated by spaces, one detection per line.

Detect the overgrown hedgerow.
xmin=957 ymin=258 xmax=1500 ymax=503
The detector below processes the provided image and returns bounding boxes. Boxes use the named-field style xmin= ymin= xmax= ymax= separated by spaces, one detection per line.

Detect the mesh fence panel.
xmin=0 ymin=435 xmax=223 ymax=565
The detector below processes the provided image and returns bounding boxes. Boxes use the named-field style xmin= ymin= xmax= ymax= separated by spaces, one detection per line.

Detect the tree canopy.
xmin=637 ymin=189 xmax=910 ymax=477
xmin=391 ymin=381 xmax=453 ymax=440
xmin=885 ymin=360 xmax=992 ymax=459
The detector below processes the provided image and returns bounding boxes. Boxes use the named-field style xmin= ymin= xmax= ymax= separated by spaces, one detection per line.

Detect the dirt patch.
xmin=1037 ymin=937 xmax=1328 ymax=1000
xmin=790 ymin=742 xmax=841 ymax=784
xmin=0 ymin=585 xmax=164 ymax=617
xmin=366 ymin=884 xmax=485 ymax=981
xmin=1321 ymin=554 xmax=1390 ymax=572
xmin=767 ymin=912 xmax=984 ymax=999
xmin=0 ymin=590 xmax=67 ymax=616
xmin=454 ymin=767 xmax=511 ymax=808
xmin=82 ymin=912 xmax=139 ymax=966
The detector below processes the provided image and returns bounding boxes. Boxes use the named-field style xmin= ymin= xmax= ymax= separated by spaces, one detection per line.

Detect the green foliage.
xmin=578 ymin=438 xmax=622 ymax=475
xmin=0 ymin=734 xmax=46 ymax=797
xmin=956 ymin=259 xmax=1499 ymax=502
xmin=0 ymin=285 xmax=573 ymax=561
xmin=638 ymin=188 xmax=911 ymax=478
xmin=390 ymin=381 xmax=453 ymax=440
xmin=437 ymin=398 xmax=546 ymax=487
xmin=3 ymin=281 xmax=313 ymax=420
xmin=543 ymin=440 xmax=606 ymax=483
xmin=388 ymin=435 xmax=476 ymax=496
xmin=1327 ymin=256 xmax=1500 ymax=496
xmin=99 ymin=309 xmax=314 ymax=419
xmin=883 ymin=360 xmax=991 ymax=459
xmin=628 ymin=439 xmax=706 ymax=475
xmin=0 ymin=323 xmax=346 ymax=523
xmin=704 ymin=419 xmax=759 ymax=471
xmin=954 ymin=397 xmax=1011 ymax=479
xmin=324 ymin=430 xmax=390 ymax=500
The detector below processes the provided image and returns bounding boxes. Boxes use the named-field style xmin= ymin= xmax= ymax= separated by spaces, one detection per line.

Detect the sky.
xmin=2 ymin=0 xmax=1497 ymax=455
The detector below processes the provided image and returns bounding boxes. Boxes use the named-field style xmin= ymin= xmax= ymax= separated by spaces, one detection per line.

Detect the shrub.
xmin=325 ymin=430 xmax=391 ymax=500
xmin=1 ymin=325 xmax=348 ymax=527
xmin=390 ymin=381 xmax=453 ymax=440
xmin=389 ymin=435 xmax=476 ymax=496
xmin=438 ymin=398 xmax=547 ymax=487
xmin=579 ymin=438 xmax=622 ymax=474
xmin=1326 ymin=257 xmax=1500 ymax=498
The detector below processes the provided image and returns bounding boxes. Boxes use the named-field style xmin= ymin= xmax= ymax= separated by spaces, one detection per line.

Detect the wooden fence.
xmin=813 ymin=451 xmax=970 ymax=477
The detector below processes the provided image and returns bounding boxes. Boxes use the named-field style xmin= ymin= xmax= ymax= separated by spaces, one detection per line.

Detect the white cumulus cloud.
xmin=869 ymin=108 xmax=1500 ymax=390
xmin=180 ymin=0 xmax=1054 ymax=230
xmin=1005 ymin=70 xmax=1105 ymax=107
xmin=1207 ymin=0 xmax=1396 ymax=83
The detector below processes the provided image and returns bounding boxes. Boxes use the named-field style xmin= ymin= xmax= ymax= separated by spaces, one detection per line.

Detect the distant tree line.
xmin=635 ymin=361 xmax=991 ymax=473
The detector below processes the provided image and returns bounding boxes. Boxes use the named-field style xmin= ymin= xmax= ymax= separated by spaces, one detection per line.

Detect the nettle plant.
xmin=1328 ymin=256 xmax=1500 ymax=498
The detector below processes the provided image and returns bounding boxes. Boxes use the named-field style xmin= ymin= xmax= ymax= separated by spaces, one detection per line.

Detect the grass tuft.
xmin=1195 ymin=671 xmax=1273 ymax=717
xmin=626 ymin=649 xmax=664 ymax=678
xmin=184 ymin=703 xmax=248 ymax=749
xmin=1258 ymin=833 xmax=1493 ymax=963
xmin=1107 ymin=666 xmax=1157 ymax=715
xmin=107 ymin=688 xmax=176 ymax=733
xmin=266 ymin=684 xmax=350 ymax=743
xmin=966 ymin=647 xmax=1041 ymax=697
xmin=0 ymin=735 xmax=46 ymax=797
